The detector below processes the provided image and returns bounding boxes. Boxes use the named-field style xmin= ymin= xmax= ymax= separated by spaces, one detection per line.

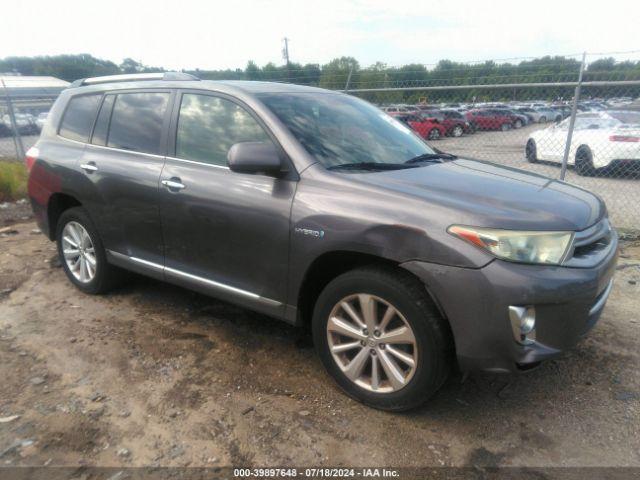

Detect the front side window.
xmin=107 ymin=92 xmax=170 ymax=155
xmin=175 ymin=94 xmax=271 ymax=166
xmin=258 ymin=93 xmax=435 ymax=168
xmin=59 ymin=94 xmax=102 ymax=142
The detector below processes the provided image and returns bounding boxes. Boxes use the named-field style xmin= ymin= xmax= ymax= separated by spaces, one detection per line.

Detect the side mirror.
xmin=227 ymin=142 xmax=283 ymax=176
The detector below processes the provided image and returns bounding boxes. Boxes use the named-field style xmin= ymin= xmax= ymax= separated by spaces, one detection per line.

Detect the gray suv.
xmin=26 ymin=73 xmax=618 ymax=411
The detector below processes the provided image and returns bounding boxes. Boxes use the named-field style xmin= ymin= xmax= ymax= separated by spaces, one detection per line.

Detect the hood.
xmin=350 ymin=159 xmax=604 ymax=231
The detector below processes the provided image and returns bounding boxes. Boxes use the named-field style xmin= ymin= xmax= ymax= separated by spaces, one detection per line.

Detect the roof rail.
xmin=69 ymin=72 xmax=199 ymax=88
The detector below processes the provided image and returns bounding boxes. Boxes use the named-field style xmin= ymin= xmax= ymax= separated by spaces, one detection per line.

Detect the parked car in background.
xmin=1 ymin=113 xmax=40 ymax=135
xmin=514 ymin=106 xmax=542 ymax=123
xmin=36 ymin=112 xmax=49 ymax=131
xmin=420 ymin=110 xmax=473 ymax=137
xmin=549 ymin=105 xmax=572 ymax=121
xmin=531 ymin=107 xmax=558 ymax=123
xmin=465 ymin=109 xmax=519 ymax=131
xmin=526 ymin=111 xmax=640 ymax=175
xmin=395 ymin=113 xmax=447 ymax=140
xmin=492 ymin=107 xmax=530 ymax=127
xmin=0 ymin=120 xmax=12 ymax=137
xmin=383 ymin=105 xmax=419 ymax=114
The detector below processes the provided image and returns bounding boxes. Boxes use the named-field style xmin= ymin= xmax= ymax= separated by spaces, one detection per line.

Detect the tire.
xmin=56 ymin=207 xmax=124 ymax=294
xmin=312 ymin=266 xmax=452 ymax=411
xmin=427 ymin=128 xmax=441 ymax=140
xmin=539 ymin=116 xmax=547 ymax=123
xmin=575 ymin=147 xmax=596 ymax=177
xmin=500 ymin=123 xmax=511 ymax=132
xmin=514 ymin=120 xmax=523 ymax=129
xmin=555 ymin=115 xmax=562 ymax=123
xmin=525 ymin=139 xmax=538 ymax=163
xmin=451 ymin=125 xmax=464 ymax=137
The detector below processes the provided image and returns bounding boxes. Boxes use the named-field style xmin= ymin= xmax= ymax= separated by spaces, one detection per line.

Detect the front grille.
xmin=564 ymin=218 xmax=615 ymax=268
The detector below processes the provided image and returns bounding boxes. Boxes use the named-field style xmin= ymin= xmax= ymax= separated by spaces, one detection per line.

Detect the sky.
xmin=3 ymin=0 xmax=639 ymax=70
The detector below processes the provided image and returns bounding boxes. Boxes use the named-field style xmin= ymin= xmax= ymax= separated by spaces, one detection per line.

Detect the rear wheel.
xmin=451 ymin=125 xmax=464 ymax=137
xmin=514 ymin=119 xmax=523 ymax=129
xmin=525 ymin=139 xmax=538 ymax=163
xmin=427 ymin=128 xmax=441 ymax=140
xmin=500 ymin=123 xmax=511 ymax=132
xmin=539 ymin=116 xmax=547 ymax=123
xmin=56 ymin=207 xmax=124 ymax=294
xmin=575 ymin=147 xmax=596 ymax=176
xmin=312 ymin=266 xmax=452 ymax=411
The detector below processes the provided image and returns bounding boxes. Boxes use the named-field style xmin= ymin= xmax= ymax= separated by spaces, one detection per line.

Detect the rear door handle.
xmin=80 ymin=162 xmax=98 ymax=172
xmin=161 ymin=179 xmax=186 ymax=191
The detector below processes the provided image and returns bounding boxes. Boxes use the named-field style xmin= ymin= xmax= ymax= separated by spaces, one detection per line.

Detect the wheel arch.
xmin=295 ymin=250 xmax=448 ymax=330
xmin=47 ymin=193 xmax=82 ymax=240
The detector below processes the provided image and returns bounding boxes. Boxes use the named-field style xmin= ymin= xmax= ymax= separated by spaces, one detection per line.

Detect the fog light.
xmin=508 ymin=306 xmax=536 ymax=345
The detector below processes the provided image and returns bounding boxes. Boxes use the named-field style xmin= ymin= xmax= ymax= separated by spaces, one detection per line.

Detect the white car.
xmin=525 ymin=111 xmax=640 ymax=175
xmin=36 ymin=112 xmax=48 ymax=130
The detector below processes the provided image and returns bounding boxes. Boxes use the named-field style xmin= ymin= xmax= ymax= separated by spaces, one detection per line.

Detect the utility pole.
xmin=282 ymin=37 xmax=290 ymax=82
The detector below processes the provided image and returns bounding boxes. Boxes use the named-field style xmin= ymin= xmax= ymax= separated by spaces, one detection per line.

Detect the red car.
xmin=394 ymin=114 xmax=447 ymax=140
xmin=419 ymin=110 xmax=473 ymax=137
xmin=465 ymin=109 xmax=518 ymax=131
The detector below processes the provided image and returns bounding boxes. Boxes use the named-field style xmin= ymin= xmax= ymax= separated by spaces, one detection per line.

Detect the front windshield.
xmin=258 ymin=93 xmax=435 ymax=168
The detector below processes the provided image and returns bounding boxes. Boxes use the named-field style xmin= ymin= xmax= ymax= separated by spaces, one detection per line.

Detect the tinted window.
xmin=176 ymin=94 xmax=271 ymax=166
xmin=107 ymin=92 xmax=170 ymax=155
xmin=91 ymin=95 xmax=115 ymax=146
xmin=59 ymin=94 xmax=102 ymax=142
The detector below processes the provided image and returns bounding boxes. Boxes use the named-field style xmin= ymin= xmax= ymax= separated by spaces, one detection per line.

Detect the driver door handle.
xmin=80 ymin=162 xmax=98 ymax=172
xmin=161 ymin=178 xmax=186 ymax=191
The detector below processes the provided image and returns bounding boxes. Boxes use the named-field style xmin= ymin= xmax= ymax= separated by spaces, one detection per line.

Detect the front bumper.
xmin=401 ymin=231 xmax=618 ymax=373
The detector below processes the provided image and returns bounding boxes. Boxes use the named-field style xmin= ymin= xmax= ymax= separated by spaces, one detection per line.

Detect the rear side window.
xmin=107 ymin=92 xmax=170 ymax=155
xmin=91 ymin=95 xmax=115 ymax=146
xmin=175 ymin=93 xmax=271 ymax=166
xmin=59 ymin=94 xmax=102 ymax=142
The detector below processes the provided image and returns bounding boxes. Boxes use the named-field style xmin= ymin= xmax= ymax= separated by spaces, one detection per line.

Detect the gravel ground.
xmin=0 ymin=211 xmax=639 ymax=471
xmin=0 ymin=199 xmax=33 ymax=227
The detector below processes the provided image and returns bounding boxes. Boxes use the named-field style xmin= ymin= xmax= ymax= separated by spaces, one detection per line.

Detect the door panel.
xmin=160 ymin=159 xmax=295 ymax=309
xmin=79 ymin=146 xmax=166 ymax=264
xmin=75 ymin=90 xmax=172 ymax=265
xmin=159 ymin=91 xmax=296 ymax=316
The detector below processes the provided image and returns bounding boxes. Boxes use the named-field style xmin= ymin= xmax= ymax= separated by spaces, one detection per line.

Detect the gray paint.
xmin=28 ymin=79 xmax=618 ymax=373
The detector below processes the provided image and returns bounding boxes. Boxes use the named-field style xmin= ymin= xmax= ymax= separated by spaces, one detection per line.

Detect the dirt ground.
xmin=0 ymin=204 xmax=639 ymax=470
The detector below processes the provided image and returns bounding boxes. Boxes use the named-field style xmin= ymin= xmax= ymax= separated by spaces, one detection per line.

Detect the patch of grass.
xmin=0 ymin=160 xmax=28 ymax=202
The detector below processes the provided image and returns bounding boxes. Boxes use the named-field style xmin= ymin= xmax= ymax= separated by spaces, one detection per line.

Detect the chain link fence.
xmin=343 ymin=52 xmax=640 ymax=230
xmin=1 ymin=52 xmax=639 ymax=230
xmin=0 ymin=77 xmax=58 ymax=161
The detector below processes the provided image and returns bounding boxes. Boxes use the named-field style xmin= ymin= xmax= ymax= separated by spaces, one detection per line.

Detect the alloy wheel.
xmin=326 ymin=294 xmax=418 ymax=393
xmin=62 ymin=221 xmax=97 ymax=283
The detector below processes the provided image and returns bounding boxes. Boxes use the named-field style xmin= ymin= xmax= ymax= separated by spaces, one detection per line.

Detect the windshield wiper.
xmin=328 ymin=162 xmax=418 ymax=171
xmin=404 ymin=152 xmax=458 ymax=164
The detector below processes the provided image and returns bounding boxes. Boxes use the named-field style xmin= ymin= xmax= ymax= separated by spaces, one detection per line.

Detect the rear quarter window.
xmin=58 ymin=94 xmax=102 ymax=142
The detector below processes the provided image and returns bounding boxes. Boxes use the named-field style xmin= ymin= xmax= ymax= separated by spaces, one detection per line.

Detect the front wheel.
xmin=56 ymin=207 xmax=124 ymax=294
xmin=451 ymin=125 xmax=464 ymax=137
xmin=500 ymin=123 xmax=511 ymax=132
xmin=312 ymin=266 xmax=452 ymax=411
xmin=514 ymin=120 xmax=523 ymax=129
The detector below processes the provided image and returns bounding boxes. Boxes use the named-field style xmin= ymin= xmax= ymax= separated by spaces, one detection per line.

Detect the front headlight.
xmin=448 ymin=225 xmax=574 ymax=265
